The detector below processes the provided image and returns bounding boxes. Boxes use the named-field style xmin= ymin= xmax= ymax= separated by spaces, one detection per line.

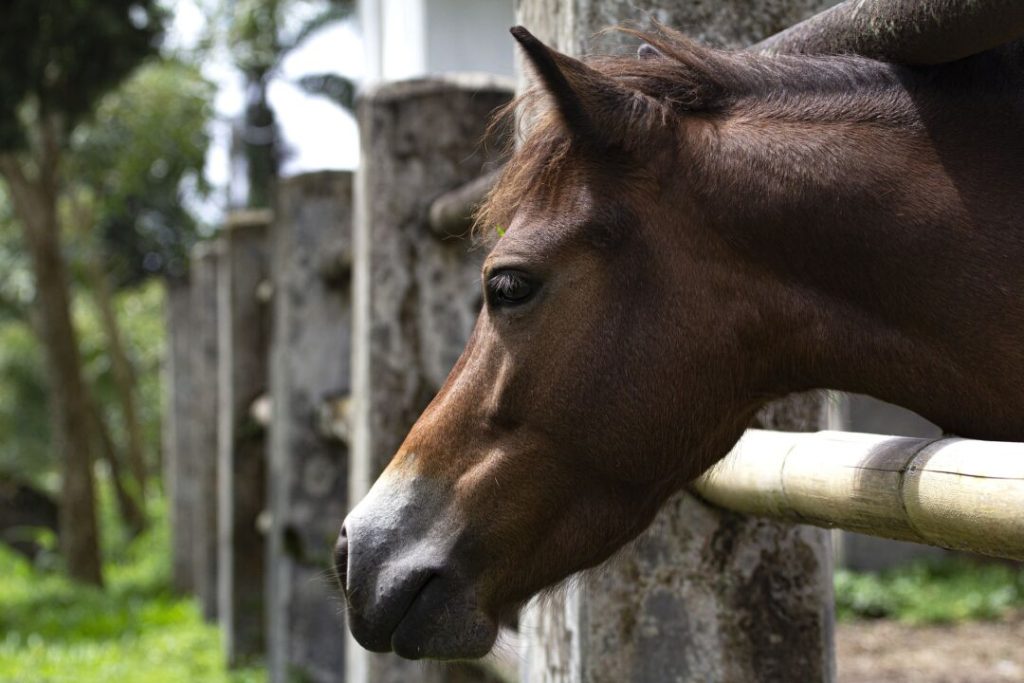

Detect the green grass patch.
xmin=835 ymin=557 xmax=1024 ymax=624
xmin=0 ymin=501 xmax=265 ymax=683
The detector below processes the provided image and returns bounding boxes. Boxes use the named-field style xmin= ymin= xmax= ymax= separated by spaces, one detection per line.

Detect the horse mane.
xmin=475 ymin=26 xmax=907 ymax=237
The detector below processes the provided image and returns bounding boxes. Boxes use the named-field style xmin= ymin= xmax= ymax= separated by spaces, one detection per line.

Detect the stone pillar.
xmin=266 ymin=172 xmax=353 ymax=683
xmin=217 ymin=211 xmax=271 ymax=666
xmin=348 ymin=75 xmax=513 ymax=683
xmin=514 ymin=3 xmax=839 ymax=682
xmin=191 ymin=240 xmax=222 ymax=622
xmin=164 ymin=275 xmax=196 ymax=594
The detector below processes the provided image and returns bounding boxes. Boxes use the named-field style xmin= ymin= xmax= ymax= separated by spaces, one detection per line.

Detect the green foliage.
xmin=76 ymin=281 xmax=167 ymax=470
xmin=222 ymin=0 xmax=356 ymax=207
xmin=228 ymin=0 xmax=354 ymax=76
xmin=73 ymin=59 xmax=212 ymax=206
xmin=835 ymin=558 xmax=1024 ymax=624
xmin=0 ymin=322 xmax=52 ymax=485
xmin=0 ymin=193 xmax=52 ymax=484
xmin=0 ymin=278 xmax=166 ymax=490
xmin=0 ymin=497 xmax=265 ymax=683
xmin=70 ymin=59 xmax=214 ymax=284
xmin=0 ymin=0 xmax=165 ymax=150
xmin=0 ymin=0 xmax=210 ymax=585
xmin=0 ymin=191 xmax=33 ymax=322
xmin=228 ymin=0 xmax=284 ymax=77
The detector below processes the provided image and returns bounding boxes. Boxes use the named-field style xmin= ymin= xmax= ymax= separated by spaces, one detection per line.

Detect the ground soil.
xmin=837 ymin=611 xmax=1024 ymax=683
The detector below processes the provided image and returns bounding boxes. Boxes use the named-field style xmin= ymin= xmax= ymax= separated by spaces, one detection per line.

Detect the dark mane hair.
xmin=475 ymin=27 xmax=908 ymax=237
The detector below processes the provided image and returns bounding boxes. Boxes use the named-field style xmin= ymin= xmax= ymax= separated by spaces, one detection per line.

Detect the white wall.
xmin=382 ymin=0 xmax=427 ymax=81
xmin=360 ymin=0 xmax=514 ymax=83
xmin=423 ymin=0 xmax=515 ymax=77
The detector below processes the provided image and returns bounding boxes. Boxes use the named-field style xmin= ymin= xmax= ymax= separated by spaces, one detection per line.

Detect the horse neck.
xmin=693 ymin=74 xmax=1024 ymax=440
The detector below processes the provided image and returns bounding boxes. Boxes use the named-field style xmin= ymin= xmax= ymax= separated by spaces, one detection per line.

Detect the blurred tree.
xmin=226 ymin=0 xmax=355 ymax=208
xmin=0 ymin=192 xmax=53 ymax=487
xmin=0 ymin=191 xmax=151 ymax=544
xmin=68 ymin=60 xmax=214 ymax=524
xmin=0 ymin=194 xmax=33 ymax=325
xmin=0 ymin=321 xmax=52 ymax=485
xmin=71 ymin=59 xmax=214 ymax=286
xmin=0 ymin=0 xmax=165 ymax=585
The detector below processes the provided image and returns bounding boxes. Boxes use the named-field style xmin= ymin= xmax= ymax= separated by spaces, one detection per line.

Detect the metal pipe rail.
xmin=694 ymin=429 xmax=1024 ymax=562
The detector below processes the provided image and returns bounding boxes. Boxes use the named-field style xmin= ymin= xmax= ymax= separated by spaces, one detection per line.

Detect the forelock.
xmin=474 ymin=27 xmax=734 ymax=240
xmin=475 ymin=26 xmax=901 ymax=240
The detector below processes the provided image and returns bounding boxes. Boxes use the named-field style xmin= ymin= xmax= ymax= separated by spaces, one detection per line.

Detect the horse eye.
xmin=487 ymin=270 xmax=535 ymax=307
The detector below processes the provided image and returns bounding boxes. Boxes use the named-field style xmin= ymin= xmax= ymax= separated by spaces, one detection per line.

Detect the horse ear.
xmin=510 ymin=26 xmax=646 ymax=148
xmin=637 ymin=43 xmax=664 ymax=60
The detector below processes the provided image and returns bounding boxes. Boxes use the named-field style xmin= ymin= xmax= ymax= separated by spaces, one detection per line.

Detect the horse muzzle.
xmin=335 ymin=473 xmax=499 ymax=659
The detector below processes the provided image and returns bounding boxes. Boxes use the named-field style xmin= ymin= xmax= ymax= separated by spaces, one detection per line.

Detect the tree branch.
xmin=0 ymin=154 xmax=44 ymax=235
xmin=38 ymin=114 xmax=62 ymax=201
xmin=0 ymin=155 xmax=30 ymax=206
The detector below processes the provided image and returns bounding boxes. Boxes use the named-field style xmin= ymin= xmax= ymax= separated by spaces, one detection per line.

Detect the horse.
xmin=335 ymin=25 xmax=1024 ymax=660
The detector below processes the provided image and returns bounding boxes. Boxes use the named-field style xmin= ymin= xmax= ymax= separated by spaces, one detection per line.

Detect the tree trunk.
xmin=0 ymin=153 xmax=103 ymax=586
xmin=85 ymin=254 xmax=149 ymax=503
xmin=88 ymin=394 xmax=146 ymax=538
xmin=242 ymin=72 xmax=278 ymax=209
xmin=0 ymin=473 xmax=59 ymax=561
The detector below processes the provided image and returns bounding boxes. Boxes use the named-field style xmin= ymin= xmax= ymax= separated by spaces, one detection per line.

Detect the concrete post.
xmin=217 ymin=211 xmax=271 ymax=665
xmin=191 ymin=240 xmax=222 ymax=622
xmin=266 ymin=172 xmax=353 ymax=683
xmin=514 ymin=3 xmax=839 ymax=682
xmin=164 ymin=275 xmax=196 ymax=595
xmin=349 ymin=75 xmax=513 ymax=683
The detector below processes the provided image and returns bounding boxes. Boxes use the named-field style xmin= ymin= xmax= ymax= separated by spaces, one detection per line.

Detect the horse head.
xmin=336 ymin=27 xmax=774 ymax=660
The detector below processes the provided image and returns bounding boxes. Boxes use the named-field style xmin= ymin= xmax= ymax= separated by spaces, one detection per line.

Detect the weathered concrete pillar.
xmin=217 ymin=211 xmax=271 ymax=666
xmin=348 ymin=76 xmax=513 ymax=683
xmin=164 ymin=275 xmax=195 ymax=595
xmin=266 ymin=172 xmax=353 ymax=683
xmin=515 ymin=3 xmax=839 ymax=682
xmin=191 ymin=240 xmax=222 ymax=622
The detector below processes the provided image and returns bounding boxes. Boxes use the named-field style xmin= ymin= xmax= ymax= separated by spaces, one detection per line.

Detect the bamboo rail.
xmin=694 ymin=430 xmax=1024 ymax=562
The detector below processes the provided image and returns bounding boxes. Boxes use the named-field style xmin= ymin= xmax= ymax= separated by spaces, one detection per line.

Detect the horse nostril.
xmin=333 ymin=525 xmax=349 ymax=592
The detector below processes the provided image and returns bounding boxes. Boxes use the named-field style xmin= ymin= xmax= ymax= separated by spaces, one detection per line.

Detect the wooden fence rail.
xmin=696 ymin=429 xmax=1024 ymax=562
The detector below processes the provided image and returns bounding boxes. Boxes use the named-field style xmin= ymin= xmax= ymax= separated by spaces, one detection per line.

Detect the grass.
xmin=3 ymin=488 xmax=1022 ymax=681
xmin=835 ymin=557 xmax=1024 ymax=624
xmin=0 ymin=497 xmax=265 ymax=683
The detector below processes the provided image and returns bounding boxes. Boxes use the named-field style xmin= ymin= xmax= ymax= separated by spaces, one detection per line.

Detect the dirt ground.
xmin=837 ymin=611 xmax=1024 ymax=683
